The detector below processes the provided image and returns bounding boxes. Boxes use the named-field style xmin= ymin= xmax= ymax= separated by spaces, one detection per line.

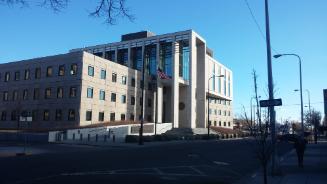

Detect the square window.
xmin=88 ymin=66 xmax=94 ymax=76
xmin=24 ymin=69 xmax=30 ymax=80
xmin=86 ymin=111 xmax=92 ymax=121
xmin=110 ymin=112 xmax=115 ymax=121
xmin=111 ymin=93 xmax=116 ymax=102
xmin=122 ymin=76 xmax=127 ymax=85
xmin=44 ymin=110 xmax=50 ymax=121
xmin=131 ymin=96 xmax=135 ymax=105
xmin=4 ymin=72 xmax=10 ymax=82
xmin=121 ymin=95 xmax=126 ymax=103
xmin=121 ymin=114 xmax=125 ymax=121
xmin=47 ymin=66 xmax=53 ymax=77
xmin=3 ymin=91 xmax=8 ymax=101
xmin=35 ymin=68 xmax=41 ymax=79
xmin=45 ymin=88 xmax=51 ymax=99
xmin=99 ymin=90 xmax=105 ymax=100
xmin=23 ymin=89 xmax=28 ymax=100
xmin=58 ymin=65 xmax=65 ymax=76
xmin=130 ymin=114 xmax=134 ymax=121
xmin=99 ymin=112 xmax=104 ymax=121
xmin=101 ymin=69 xmax=106 ymax=79
xmin=131 ymin=78 xmax=136 ymax=87
xmin=112 ymin=73 xmax=117 ymax=82
xmin=14 ymin=71 xmax=20 ymax=81
xmin=57 ymin=87 xmax=63 ymax=98
xmin=70 ymin=87 xmax=77 ymax=98
xmin=70 ymin=64 xmax=78 ymax=75
xmin=68 ymin=109 xmax=76 ymax=121
xmin=33 ymin=88 xmax=40 ymax=100
xmin=55 ymin=109 xmax=62 ymax=121
xmin=87 ymin=87 xmax=93 ymax=98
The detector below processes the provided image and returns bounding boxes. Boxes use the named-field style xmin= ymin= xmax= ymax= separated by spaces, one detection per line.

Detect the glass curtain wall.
xmin=178 ymin=40 xmax=190 ymax=81
xmin=144 ymin=45 xmax=157 ymax=76
xmin=131 ymin=47 xmax=143 ymax=71
xmin=117 ymin=49 xmax=128 ymax=66
xmin=159 ymin=42 xmax=172 ymax=77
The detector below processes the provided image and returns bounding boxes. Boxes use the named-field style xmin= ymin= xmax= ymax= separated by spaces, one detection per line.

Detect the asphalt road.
xmin=0 ymin=139 xmax=292 ymax=184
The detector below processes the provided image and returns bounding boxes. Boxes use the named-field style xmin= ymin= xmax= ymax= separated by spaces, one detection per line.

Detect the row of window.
xmin=209 ymin=109 xmax=231 ymax=116
xmin=85 ymin=110 xmax=152 ymax=122
xmin=1 ymin=64 xmax=78 ymax=82
xmin=86 ymin=87 xmax=152 ymax=106
xmin=209 ymin=120 xmax=232 ymax=127
xmin=1 ymin=87 xmax=77 ymax=101
xmin=209 ymin=98 xmax=231 ymax=106
xmin=0 ymin=109 xmax=76 ymax=121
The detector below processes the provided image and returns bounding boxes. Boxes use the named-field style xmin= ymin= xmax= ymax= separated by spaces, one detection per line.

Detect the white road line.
xmin=189 ymin=166 xmax=206 ymax=176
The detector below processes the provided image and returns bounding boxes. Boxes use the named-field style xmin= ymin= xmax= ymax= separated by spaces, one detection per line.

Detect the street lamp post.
xmin=207 ymin=75 xmax=224 ymax=139
xmin=274 ymin=53 xmax=304 ymax=139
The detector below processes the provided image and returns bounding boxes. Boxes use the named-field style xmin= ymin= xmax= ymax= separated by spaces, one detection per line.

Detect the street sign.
xmin=260 ymin=98 xmax=282 ymax=107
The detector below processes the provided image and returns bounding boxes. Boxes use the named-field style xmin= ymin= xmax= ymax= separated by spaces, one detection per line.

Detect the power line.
xmin=243 ymin=0 xmax=278 ymax=54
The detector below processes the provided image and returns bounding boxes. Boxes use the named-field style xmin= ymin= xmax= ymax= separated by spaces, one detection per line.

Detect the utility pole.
xmin=264 ymin=0 xmax=278 ymax=174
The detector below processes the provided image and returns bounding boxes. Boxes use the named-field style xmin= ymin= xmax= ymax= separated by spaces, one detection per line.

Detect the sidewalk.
xmin=236 ymin=141 xmax=327 ymax=184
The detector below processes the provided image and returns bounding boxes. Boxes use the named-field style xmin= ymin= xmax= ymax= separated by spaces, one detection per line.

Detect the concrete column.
xmin=172 ymin=41 xmax=179 ymax=128
xmin=188 ymin=35 xmax=197 ymax=128
xmin=127 ymin=45 xmax=131 ymax=68
xmin=157 ymin=85 xmax=163 ymax=123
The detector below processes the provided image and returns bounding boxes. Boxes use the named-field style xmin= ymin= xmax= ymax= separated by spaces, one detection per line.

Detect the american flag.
xmin=157 ymin=68 xmax=171 ymax=80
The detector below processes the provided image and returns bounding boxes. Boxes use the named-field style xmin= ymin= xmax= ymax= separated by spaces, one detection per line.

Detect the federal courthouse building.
xmin=0 ymin=30 xmax=233 ymax=130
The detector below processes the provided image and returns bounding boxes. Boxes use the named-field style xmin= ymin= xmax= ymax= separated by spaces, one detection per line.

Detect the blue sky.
xmin=1 ymin=0 xmax=326 ymax=122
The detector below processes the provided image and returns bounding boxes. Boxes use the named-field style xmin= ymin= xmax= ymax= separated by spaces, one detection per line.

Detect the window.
xmin=45 ymin=88 xmax=51 ymax=99
xmin=23 ymin=89 xmax=28 ymax=100
xmin=57 ymin=87 xmax=63 ymax=98
xmin=130 ymin=114 xmax=134 ymax=121
xmin=117 ymin=49 xmax=128 ymax=66
xmin=70 ymin=87 xmax=77 ymax=98
xmin=43 ymin=110 xmax=50 ymax=121
xmin=105 ymin=50 xmax=116 ymax=61
xmin=99 ymin=90 xmax=105 ymax=100
xmin=228 ymin=111 xmax=231 ymax=116
xmin=86 ymin=110 xmax=92 ymax=121
xmin=144 ymin=45 xmax=157 ymax=76
xmin=94 ymin=52 xmax=103 ymax=57
xmin=131 ymin=78 xmax=136 ymax=87
xmin=88 ymin=66 xmax=94 ymax=76
xmin=87 ymin=87 xmax=93 ymax=98
xmin=3 ymin=91 xmax=8 ymax=101
xmin=112 ymin=73 xmax=117 ymax=82
xmin=55 ymin=109 xmax=62 ymax=121
xmin=58 ymin=65 xmax=65 ymax=76
xmin=1 ymin=111 xmax=6 ymax=121
xmin=159 ymin=42 xmax=173 ymax=77
xmin=148 ymin=82 xmax=153 ymax=91
xmin=98 ymin=112 xmax=104 ymax=121
xmin=147 ymin=115 xmax=152 ymax=122
xmin=35 ymin=68 xmax=41 ymax=79
xmin=121 ymin=114 xmax=125 ymax=121
xmin=68 ymin=109 xmax=75 ymax=121
xmin=121 ymin=95 xmax=126 ymax=103
xmin=140 ymin=97 xmax=143 ymax=106
xmin=24 ymin=69 xmax=30 ymax=80
xmin=224 ymin=110 xmax=227 ymax=116
xmin=111 ymin=93 xmax=116 ymax=102
xmin=219 ymin=121 xmax=221 ymax=126
xmin=46 ymin=66 xmax=53 ymax=77
xmin=11 ymin=111 xmax=17 ymax=121
xmin=218 ymin=110 xmax=221 ymax=115
xmin=224 ymin=122 xmax=226 ymax=126
xmin=32 ymin=110 xmax=38 ymax=121
xmin=14 ymin=71 xmax=20 ymax=81
xmin=178 ymin=40 xmax=190 ymax=80
xmin=12 ymin=90 xmax=18 ymax=101
xmin=110 ymin=112 xmax=115 ymax=121
xmin=33 ymin=88 xmax=40 ymax=100
xmin=131 ymin=96 xmax=135 ymax=105
xmin=131 ymin=47 xmax=143 ymax=70
xmin=101 ymin=69 xmax=106 ymax=79
xmin=228 ymin=122 xmax=231 ymax=127
xmin=4 ymin=72 xmax=10 ymax=82
xmin=148 ymin=98 xmax=152 ymax=107
xmin=70 ymin=64 xmax=77 ymax=75
xmin=209 ymin=109 xmax=212 ymax=115
xmin=121 ymin=76 xmax=127 ymax=85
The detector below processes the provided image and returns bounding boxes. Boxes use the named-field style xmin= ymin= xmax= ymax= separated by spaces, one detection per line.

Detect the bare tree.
xmin=0 ymin=0 xmax=134 ymax=25
xmin=304 ymin=109 xmax=321 ymax=144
